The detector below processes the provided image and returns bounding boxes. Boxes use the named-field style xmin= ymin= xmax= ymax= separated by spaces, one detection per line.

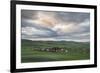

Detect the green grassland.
xmin=21 ymin=39 xmax=90 ymax=63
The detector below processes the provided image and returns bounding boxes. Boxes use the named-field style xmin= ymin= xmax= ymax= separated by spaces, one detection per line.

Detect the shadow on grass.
xmin=21 ymin=56 xmax=57 ymax=63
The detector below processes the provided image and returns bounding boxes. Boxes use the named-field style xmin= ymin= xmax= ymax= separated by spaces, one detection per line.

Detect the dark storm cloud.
xmin=21 ymin=10 xmax=37 ymax=19
xmin=21 ymin=10 xmax=90 ymax=42
xmin=21 ymin=10 xmax=90 ymax=25
xmin=55 ymin=12 xmax=90 ymax=24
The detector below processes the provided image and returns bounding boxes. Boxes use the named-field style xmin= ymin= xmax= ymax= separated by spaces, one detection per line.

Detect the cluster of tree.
xmin=33 ymin=47 xmax=68 ymax=53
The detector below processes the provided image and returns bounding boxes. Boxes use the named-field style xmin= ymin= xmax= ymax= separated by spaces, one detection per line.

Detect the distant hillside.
xmin=21 ymin=39 xmax=90 ymax=50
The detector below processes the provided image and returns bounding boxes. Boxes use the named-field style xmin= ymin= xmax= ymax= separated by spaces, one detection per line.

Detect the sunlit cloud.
xmin=36 ymin=11 xmax=57 ymax=27
xmin=52 ymin=23 xmax=78 ymax=35
xmin=21 ymin=10 xmax=90 ymax=42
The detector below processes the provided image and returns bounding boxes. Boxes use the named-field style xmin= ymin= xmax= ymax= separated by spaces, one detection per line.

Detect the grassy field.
xmin=21 ymin=40 xmax=90 ymax=63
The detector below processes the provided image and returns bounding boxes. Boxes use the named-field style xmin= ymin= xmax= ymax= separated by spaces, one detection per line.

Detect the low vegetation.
xmin=21 ymin=39 xmax=90 ymax=63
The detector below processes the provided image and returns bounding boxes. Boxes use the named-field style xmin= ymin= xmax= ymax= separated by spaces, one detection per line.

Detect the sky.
xmin=21 ymin=10 xmax=90 ymax=42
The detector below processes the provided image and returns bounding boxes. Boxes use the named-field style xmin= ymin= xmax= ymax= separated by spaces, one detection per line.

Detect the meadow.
xmin=21 ymin=40 xmax=90 ymax=63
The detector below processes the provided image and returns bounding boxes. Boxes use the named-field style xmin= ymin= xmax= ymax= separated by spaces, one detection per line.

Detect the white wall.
xmin=20 ymin=0 xmax=97 ymax=5
xmin=0 ymin=0 xmax=99 ymax=73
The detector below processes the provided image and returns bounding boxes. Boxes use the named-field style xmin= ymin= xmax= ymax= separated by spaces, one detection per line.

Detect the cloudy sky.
xmin=21 ymin=10 xmax=90 ymax=42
